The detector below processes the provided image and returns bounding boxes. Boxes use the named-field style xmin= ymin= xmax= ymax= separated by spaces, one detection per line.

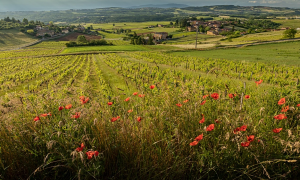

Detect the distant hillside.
xmin=0 ymin=29 xmax=37 ymax=50
xmin=0 ymin=5 xmax=300 ymax=23
xmin=128 ymin=3 xmax=189 ymax=9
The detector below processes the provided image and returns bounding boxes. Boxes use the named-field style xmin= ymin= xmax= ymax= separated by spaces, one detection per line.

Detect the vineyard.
xmin=1 ymin=46 xmax=300 ymax=179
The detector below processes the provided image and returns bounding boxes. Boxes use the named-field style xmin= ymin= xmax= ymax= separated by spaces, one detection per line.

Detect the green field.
xmin=172 ymin=41 xmax=300 ymax=66
xmin=0 ymin=30 xmax=38 ymax=50
xmin=2 ymin=36 xmax=300 ymax=179
xmin=221 ymin=30 xmax=300 ymax=45
xmin=272 ymin=19 xmax=300 ymax=28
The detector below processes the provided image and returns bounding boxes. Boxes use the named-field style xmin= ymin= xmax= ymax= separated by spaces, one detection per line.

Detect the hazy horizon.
xmin=1 ymin=0 xmax=300 ymax=12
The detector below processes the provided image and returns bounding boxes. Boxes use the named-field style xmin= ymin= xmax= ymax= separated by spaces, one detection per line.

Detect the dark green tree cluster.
xmin=130 ymin=32 xmax=145 ymax=45
xmin=233 ymin=19 xmax=281 ymax=29
xmin=66 ymin=35 xmax=112 ymax=47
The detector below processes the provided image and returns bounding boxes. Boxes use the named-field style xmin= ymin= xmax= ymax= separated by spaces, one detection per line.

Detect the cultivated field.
xmin=272 ymin=19 xmax=300 ymax=29
xmin=1 ymin=40 xmax=300 ymax=179
xmin=172 ymin=41 xmax=300 ymax=66
xmin=221 ymin=30 xmax=300 ymax=45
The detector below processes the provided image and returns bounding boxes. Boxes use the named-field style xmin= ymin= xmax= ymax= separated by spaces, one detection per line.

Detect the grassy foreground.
xmin=1 ymin=46 xmax=300 ymax=179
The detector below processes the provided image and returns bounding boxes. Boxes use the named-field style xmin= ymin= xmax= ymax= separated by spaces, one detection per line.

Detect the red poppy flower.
xmin=278 ymin=98 xmax=286 ymax=105
xmin=86 ymin=151 xmax=99 ymax=159
xmin=255 ymin=79 xmax=263 ymax=86
xmin=183 ymin=99 xmax=189 ymax=103
xmin=297 ymin=104 xmax=300 ymax=107
xmin=40 ymin=113 xmax=48 ymax=117
xmin=241 ymin=141 xmax=250 ymax=147
xmin=111 ymin=116 xmax=120 ymax=122
xmin=228 ymin=94 xmax=235 ymax=99
xmin=138 ymin=94 xmax=145 ymax=98
xmin=190 ymin=140 xmax=199 ymax=146
xmin=194 ymin=134 xmax=203 ymax=141
xmin=72 ymin=112 xmax=81 ymax=119
xmin=281 ymin=106 xmax=289 ymax=112
xmin=94 ymin=151 xmax=99 ymax=157
xmin=76 ymin=147 xmax=83 ymax=152
xmin=233 ymin=127 xmax=240 ymax=134
xmin=125 ymin=97 xmax=130 ymax=102
xmin=80 ymin=97 xmax=89 ymax=104
xmin=128 ymin=109 xmax=133 ymax=113
xmin=137 ymin=117 xmax=142 ymax=122
xmin=240 ymin=125 xmax=247 ymax=131
xmin=244 ymin=95 xmax=250 ymax=99
xmin=215 ymin=119 xmax=221 ymax=123
xmin=34 ymin=116 xmax=40 ymax=121
xmin=211 ymin=93 xmax=219 ymax=100
xmin=206 ymin=124 xmax=215 ymax=131
xmin=257 ymin=139 xmax=260 ymax=143
xmin=176 ymin=103 xmax=182 ymax=107
xmin=199 ymin=114 xmax=205 ymax=124
xmin=200 ymin=100 xmax=206 ymax=105
xmin=274 ymin=114 xmax=287 ymax=120
xmin=247 ymin=135 xmax=255 ymax=142
xmin=79 ymin=96 xmax=85 ymax=100
xmin=108 ymin=102 xmax=113 ymax=105
xmin=133 ymin=92 xmax=138 ymax=95
xmin=65 ymin=104 xmax=72 ymax=109
xmin=40 ymin=112 xmax=51 ymax=117
xmin=76 ymin=143 xmax=85 ymax=152
xmin=203 ymin=95 xmax=209 ymax=99
xmin=150 ymin=85 xmax=155 ymax=89
xmin=58 ymin=106 xmax=64 ymax=111
xmin=273 ymin=128 xmax=282 ymax=133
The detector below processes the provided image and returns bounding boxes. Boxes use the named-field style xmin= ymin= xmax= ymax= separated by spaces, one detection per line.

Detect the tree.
xmin=283 ymin=28 xmax=297 ymax=39
xmin=77 ymin=35 xmax=87 ymax=44
xmin=113 ymin=23 xmax=115 ymax=26
xmin=49 ymin=21 xmax=53 ymax=25
xmin=175 ymin=19 xmax=179 ymax=26
xmin=199 ymin=25 xmax=204 ymax=33
xmin=4 ymin=17 xmax=10 ymax=22
xmin=170 ymin=22 xmax=173 ymax=25
xmin=205 ymin=26 xmax=211 ymax=32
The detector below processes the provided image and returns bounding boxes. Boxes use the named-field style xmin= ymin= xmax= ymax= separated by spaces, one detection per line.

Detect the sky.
xmin=1 ymin=0 xmax=300 ymax=12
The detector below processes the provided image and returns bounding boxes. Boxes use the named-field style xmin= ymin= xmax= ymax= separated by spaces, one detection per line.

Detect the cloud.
xmin=248 ymin=1 xmax=257 ymax=3
xmin=261 ymin=0 xmax=282 ymax=4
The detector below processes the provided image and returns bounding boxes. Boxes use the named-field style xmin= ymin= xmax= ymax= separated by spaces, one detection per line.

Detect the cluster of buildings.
xmin=137 ymin=32 xmax=168 ymax=41
xmin=34 ymin=25 xmax=86 ymax=37
xmin=187 ymin=20 xmax=231 ymax=35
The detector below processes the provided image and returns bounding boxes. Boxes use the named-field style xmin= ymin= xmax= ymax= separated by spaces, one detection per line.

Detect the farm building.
xmin=36 ymin=29 xmax=55 ymax=37
xmin=154 ymin=32 xmax=168 ymax=40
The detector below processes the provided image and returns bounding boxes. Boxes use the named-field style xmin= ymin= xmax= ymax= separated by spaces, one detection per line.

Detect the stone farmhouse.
xmin=36 ymin=29 xmax=55 ymax=37
xmin=153 ymin=32 xmax=168 ymax=40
